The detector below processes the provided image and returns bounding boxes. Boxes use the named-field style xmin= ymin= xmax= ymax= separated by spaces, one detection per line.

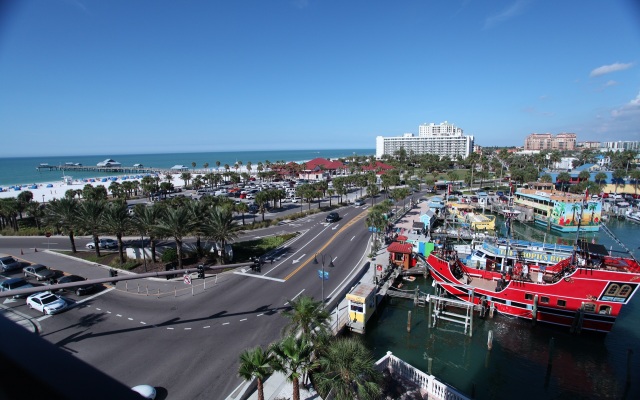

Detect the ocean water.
xmin=364 ymin=217 xmax=640 ymax=400
xmin=0 ymin=149 xmax=374 ymax=187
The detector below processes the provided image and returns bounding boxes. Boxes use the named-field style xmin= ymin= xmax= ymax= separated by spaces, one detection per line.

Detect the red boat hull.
xmin=427 ymin=253 xmax=640 ymax=333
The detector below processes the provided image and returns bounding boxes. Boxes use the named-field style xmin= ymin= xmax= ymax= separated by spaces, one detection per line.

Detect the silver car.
xmin=23 ymin=264 xmax=56 ymax=281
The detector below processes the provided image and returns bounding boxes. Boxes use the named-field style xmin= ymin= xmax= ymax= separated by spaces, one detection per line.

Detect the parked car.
xmin=354 ymin=199 xmax=365 ymax=206
xmin=85 ymin=238 xmax=118 ymax=249
xmin=326 ymin=212 xmax=340 ymax=223
xmin=0 ymin=277 xmax=34 ymax=298
xmin=23 ymin=264 xmax=56 ymax=281
xmin=26 ymin=292 xmax=67 ymax=315
xmin=0 ymin=256 xmax=22 ymax=272
xmin=56 ymin=274 xmax=98 ymax=296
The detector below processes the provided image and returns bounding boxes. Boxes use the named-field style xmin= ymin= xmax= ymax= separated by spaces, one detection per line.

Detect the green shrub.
xmin=161 ymin=248 xmax=178 ymax=263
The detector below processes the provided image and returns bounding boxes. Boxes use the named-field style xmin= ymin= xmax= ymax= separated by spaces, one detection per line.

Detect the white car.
xmin=26 ymin=292 xmax=67 ymax=315
xmin=131 ymin=385 xmax=156 ymax=399
xmin=85 ymin=238 xmax=118 ymax=249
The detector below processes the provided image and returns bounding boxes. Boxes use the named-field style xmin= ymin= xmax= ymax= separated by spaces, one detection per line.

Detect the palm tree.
xmin=203 ymin=206 xmax=243 ymax=263
xmin=556 ymin=172 xmax=572 ymax=192
xmin=313 ymin=337 xmax=382 ymax=400
xmin=133 ymin=204 xmax=161 ymax=262
xmin=282 ymin=295 xmax=330 ymax=338
xmin=154 ymin=207 xmax=198 ymax=269
xmin=186 ymin=199 xmax=209 ymax=257
xmin=77 ymin=199 xmax=107 ymax=257
xmin=235 ymin=202 xmax=249 ymax=225
xmin=269 ymin=336 xmax=314 ymax=400
xmin=238 ymin=346 xmax=273 ymax=400
xmin=101 ymin=201 xmax=133 ymax=264
xmin=180 ymin=172 xmax=192 ymax=188
xmin=255 ymin=191 xmax=271 ymax=221
xmin=44 ymin=198 xmax=79 ymax=251
xmin=366 ymin=184 xmax=380 ymax=206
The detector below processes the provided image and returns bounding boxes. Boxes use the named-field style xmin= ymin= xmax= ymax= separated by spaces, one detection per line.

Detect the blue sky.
xmin=1 ymin=0 xmax=639 ymax=157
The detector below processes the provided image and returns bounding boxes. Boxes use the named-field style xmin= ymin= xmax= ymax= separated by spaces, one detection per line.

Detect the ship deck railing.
xmin=375 ymin=351 xmax=470 ymax=400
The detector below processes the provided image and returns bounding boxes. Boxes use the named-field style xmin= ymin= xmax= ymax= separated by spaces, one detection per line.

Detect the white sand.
xmin=0 ymin=174 xmax=189 ymax=203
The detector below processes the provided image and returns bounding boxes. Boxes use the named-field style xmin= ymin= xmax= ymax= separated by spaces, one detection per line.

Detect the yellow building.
xmin=346 ymin=283 xmax=377 ymax=334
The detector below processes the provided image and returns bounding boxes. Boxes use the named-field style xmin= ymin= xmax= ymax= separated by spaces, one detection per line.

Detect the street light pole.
xmin=42 ymin=194 xmax=45 ymax=205
xmin=313 ymin=252 xmax=334 ymax=308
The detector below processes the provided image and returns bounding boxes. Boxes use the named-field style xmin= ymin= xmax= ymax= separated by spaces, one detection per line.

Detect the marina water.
xmin=363 ymin=217 xmax=640 ymax=400
xmin=0 ymin=149 xmax=374 ymax=187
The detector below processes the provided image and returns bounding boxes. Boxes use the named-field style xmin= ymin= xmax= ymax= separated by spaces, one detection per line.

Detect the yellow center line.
xmin=283 ymin=210 xmax=369 ymax=281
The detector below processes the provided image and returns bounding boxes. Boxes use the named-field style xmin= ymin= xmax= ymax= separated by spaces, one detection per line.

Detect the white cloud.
xmin=611 ymin=91 xmax=640 ymax=118
xmin=484 ymin=0 xmax=530 ymax=29
xmin=604 ymin=80 xmax=618 ymax=87
xmin=589 ymin=62 xmax=633 ymax=77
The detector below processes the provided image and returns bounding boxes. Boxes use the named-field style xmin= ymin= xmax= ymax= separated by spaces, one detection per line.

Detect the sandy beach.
xmin=0 ymin=173 xmax=199 ymax=203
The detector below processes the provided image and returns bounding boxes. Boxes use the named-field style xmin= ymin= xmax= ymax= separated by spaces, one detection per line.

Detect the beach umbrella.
xmin=46 ymin=183 xmax=53 ymax=188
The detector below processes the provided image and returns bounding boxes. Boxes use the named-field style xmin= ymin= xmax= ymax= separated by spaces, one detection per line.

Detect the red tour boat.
xmin=426 ymin=239 xmax=640 ymax=333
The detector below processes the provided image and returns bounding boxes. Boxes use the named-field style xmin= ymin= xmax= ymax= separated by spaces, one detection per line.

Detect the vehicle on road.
xmin=55 ymin=274 xmax=98 ymax=296
xmin=354 ymin=199 xmax=365 ymax=206
xmin=326 ymin=212 xmax=340 ymax=223
xmin=131 ymin=385 xmax=156 ymax=399
xmin=0 ymin=256 xmax=22 ymax=272
xmin=85 ymin=238 xmax=118 ymax=249
xmin=26 ymin=292 xmax=67 ymax=315
xmin=0 ymin=277 xmax=34 ymax=298
xmin=23 ymin=264 xmax=56 ymax=281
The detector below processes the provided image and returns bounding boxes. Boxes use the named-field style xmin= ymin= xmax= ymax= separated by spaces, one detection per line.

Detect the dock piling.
xmin=487 ymin=330 xmax=493 ymax=351
xmin=407 ymin=310 xmax=412 ymax=332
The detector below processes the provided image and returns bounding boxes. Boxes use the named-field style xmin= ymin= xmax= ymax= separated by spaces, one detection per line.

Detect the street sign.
xmin=376 ymin=264 xmax=382 ymax=272
xmin=183 ymin=274 xmax=192 ymax=285
xmin=45 ymin=232 xmax=51 ymax=238
xmin=317 ymin=270 xmax=329 ymax=280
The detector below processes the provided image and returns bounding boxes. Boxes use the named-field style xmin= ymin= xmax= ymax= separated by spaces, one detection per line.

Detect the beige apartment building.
xmin=524 ymin=133 xmax=576 ymax=151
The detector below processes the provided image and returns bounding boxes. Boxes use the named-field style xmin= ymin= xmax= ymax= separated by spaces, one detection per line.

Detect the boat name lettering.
xmin=534 ymin=191 xmax=550 ymax=197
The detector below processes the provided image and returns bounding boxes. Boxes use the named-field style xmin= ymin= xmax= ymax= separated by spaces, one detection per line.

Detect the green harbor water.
xmin=363 ymin=217 xmax=640 ymax=400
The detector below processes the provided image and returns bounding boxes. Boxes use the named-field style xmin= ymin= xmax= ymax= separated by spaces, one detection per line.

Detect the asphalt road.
xmin=0 ymin=202 xmax=373 ymax=399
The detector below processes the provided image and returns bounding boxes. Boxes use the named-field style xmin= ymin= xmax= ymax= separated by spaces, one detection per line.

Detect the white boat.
xmin=625 ymin=209 xmax=640 ymax=224
xmin=97 ymin=159 xmax=121 ymax=167
xmin=62 ymin=176 xmax=73 ymax=185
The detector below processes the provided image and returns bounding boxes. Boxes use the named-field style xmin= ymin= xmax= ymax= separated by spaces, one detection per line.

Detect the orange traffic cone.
xmin=34 ymin=248 xmax=38 ymax=252
xmin=21 ymin=249 xmax=23 ymax=255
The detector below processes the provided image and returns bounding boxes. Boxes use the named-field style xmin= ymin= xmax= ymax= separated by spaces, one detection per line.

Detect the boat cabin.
xmin=387 ymin=241 xmax=416 ymax=270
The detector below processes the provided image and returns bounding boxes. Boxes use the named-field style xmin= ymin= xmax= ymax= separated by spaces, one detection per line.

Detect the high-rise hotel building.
xmin=524 ymin=133 xmax=576 ymax=151
xmin=375 ymin=121 xmax=474 ymax=159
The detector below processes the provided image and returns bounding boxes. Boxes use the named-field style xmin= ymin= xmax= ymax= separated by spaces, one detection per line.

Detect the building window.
xmin=525 ymin=293 xmax=534 ymax=301
xmin=557 ymin=299 xmax=566 ymax=307
xmin=540 ymin=296 xmax=549 ymax=304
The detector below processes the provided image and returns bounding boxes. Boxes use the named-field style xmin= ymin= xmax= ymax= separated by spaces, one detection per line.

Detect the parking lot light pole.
xmin=313 ymin=252 xmax=334 ymax=307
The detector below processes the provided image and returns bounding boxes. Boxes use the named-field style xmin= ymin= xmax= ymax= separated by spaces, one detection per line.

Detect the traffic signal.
xmin=197 ymin=264 xmax=205 ymax=279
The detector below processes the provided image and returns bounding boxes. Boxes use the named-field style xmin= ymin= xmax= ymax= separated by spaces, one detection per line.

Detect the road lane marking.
xmin=240 ymin=318 xmax=247 ymax=322
xmin=37 ymin=315 xmax=51 ymax=322
xmin=128 ymin=318 xmax=133 ymax=320
xmin=263 ymin=227 xmax=331 ymax=276
xmin=204 ymin=326 xmax=210 ymax=328
xmin=185 ymin=327 xmax=191 ymax=330
xmin=116 ymin=314 xmax=122 ymax=317
xmin=283 ymin=210 xmax=368 ymax=281
xmin=106 ymin=311 xmax=111 ymax=314
xmin=232 ymin=272 xmax=285 ymax=282
xmin=95 ymin=308 xmax=101 ymax=311
xmin=140 ymin=322 xmax=146 ymax=325
xmin=257 ymin=313 xmax=264 ymax=317
xmin=167 ymin=327 xmax=174 ymax=330
xmin=284 ymin=289 xmax=306 ymax=306
xmin=351 ymin=236 xmax=355 ymax=241
xmin=222 ymin=322 xmax=230 ymax=325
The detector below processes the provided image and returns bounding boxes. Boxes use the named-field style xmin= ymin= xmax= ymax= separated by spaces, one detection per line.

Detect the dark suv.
xmin=326 ymin=212 xmax=340 ymax=223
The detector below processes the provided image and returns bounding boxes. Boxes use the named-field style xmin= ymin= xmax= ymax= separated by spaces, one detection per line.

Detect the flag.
xmin=585 ymin=187 xmax=589 ymax=201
